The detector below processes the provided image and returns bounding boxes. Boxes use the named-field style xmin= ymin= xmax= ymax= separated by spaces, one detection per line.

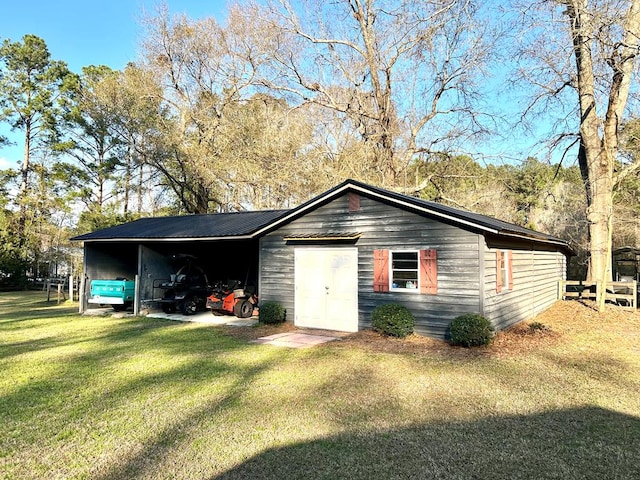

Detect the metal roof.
xmin=359 ymin=181 xmax=569 ymax=245
xmin=71 ymin=210 xmax=288 ymax=242
xmin=72 ymin=179 xmax=571 ymax=253
xmin=282 ymin=232 xmax=362 ymax=241
xmin=254 ymin=179 xmax=572 ymax=251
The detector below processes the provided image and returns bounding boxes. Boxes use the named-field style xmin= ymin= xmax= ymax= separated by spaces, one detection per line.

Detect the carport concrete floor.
xmin=146 ymin=310 xmax=258 ymax=327
xmin=83 ymin=308 xmax=343 ymax=348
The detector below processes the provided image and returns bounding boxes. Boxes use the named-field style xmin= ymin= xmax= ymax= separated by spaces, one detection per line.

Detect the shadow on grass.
xmin=4 ymin=292 xmax=639 ymax=479
xmin=0 ymin=315 xmax=184 ymax=360
xmin=1 ymin=305 xmax=292 ymax=479
xmin=0 ymin=291 xmax=78 ymax=324
xmin=0 ymin=316 xmax=250 ymax=413
xmin=92 ymin=347 xmax=288 ymax=480
xmin=215 ymin=406 xmax=640 ymax=480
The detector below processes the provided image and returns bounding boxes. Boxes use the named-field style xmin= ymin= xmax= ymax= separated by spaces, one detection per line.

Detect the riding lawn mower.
xmin=206 ymin=279 xmax=257 ymax=318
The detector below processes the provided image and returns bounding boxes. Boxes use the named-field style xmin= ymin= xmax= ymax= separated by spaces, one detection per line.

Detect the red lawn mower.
xmin=206 ymin=279 xmax=257 ymax=318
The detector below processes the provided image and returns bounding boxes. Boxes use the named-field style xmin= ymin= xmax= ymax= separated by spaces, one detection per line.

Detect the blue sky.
xmin=0 ymin=0 xmax=229 ymax=168
xmin=0 ymin=1 xmax=568 ymax=170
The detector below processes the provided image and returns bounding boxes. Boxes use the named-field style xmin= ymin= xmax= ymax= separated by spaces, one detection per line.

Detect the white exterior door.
xmin=294 ymin=247 xmax=358 ymax=332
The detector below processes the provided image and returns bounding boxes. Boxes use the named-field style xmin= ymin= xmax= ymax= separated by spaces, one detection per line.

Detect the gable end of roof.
xmin=253 ymin=179 xmax=572 ymax=253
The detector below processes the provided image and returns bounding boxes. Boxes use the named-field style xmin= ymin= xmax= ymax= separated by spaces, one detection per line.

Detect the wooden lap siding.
xmin=259 ymin=235 xmax=295 ymax=316
xmin=484 ymin=246 xmax=566 ymax=331
xmin=259 ymin=194 xmax=482 ymax=339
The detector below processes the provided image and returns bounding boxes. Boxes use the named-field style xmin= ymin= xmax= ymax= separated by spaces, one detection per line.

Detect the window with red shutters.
xmin=373 ymin=249 xmax=437 ymax=294
xmin=348 ymin=192 xmax=361 ymax=212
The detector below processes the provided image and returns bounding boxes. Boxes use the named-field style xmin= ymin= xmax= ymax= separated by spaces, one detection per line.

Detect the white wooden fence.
xmin=558 ymin=280 xmax=637 ymax=310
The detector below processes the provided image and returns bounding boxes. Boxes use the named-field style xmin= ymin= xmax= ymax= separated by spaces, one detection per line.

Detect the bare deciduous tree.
xmin=139 ymin=6 xmax=315 ymax=212
xmin=512 ymin=0 xmax=640 ymax=310
xmin=246 ymin=0 xmax=497 ymax=187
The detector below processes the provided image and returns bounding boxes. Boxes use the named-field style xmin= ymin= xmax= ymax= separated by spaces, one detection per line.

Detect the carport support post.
xmin=79 ymin=245 xmax=88 ymax=314
xmin=79 ymin=275 xmax=87 ymax=313
xmin=134 ymin=274 xmax=141 ymax=316
xmin=136 ymin=243 xmax=143 ymax=316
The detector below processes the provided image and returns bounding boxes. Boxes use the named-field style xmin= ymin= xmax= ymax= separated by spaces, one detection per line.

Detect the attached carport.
xmin=72 ymin=210 xmax=286 ymax=314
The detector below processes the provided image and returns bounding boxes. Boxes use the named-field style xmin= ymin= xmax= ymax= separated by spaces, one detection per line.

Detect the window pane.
xmin=394 ymin=259 xmax=418 ymax=269
xmin=392 ymin=273 xmax=418 ymax=289
xmin=391 ymin=251 xmax=419 ymax=289
xmin=393 ymin=271 xmax=418 ymax=282
xmin=392 ymin=252 xmax=418 ymax=270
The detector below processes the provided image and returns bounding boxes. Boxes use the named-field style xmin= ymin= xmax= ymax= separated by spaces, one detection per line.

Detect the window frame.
xmin=497 ymin=249 xmax=513 ymax=293
xmin=389 ymin=250 xmax=421 ymax=294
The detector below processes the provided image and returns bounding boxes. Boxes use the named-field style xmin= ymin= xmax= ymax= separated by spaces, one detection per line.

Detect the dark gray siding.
xmin=138 ymin=245 xmax=174 ymax=304
xmin=82 ymin=243 xmax=139 ymax=309
xmin=483 ymin=244 xmax=566 ymax=331
xmin=259 ymin=194 xmax=483 ymax=338
xmin=84 ymin=243 xmax=138 ymax=282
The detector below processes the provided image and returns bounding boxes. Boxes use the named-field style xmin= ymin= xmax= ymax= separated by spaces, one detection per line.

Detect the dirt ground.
xmin=222 ymin=300 xmax=640 ymax=357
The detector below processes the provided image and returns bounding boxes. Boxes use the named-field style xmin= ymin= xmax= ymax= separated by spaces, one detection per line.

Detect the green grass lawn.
xmin=1 ymin=291 xmax=640 ymax=479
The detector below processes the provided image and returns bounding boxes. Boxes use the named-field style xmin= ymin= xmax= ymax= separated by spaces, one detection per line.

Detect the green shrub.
xmin=449 ymin=313 xmax=494 ymax=347
xmin=259 ymin=302 xmax=286 ymax=324
xmin=371 ymin=303 xmax=415 ymax=338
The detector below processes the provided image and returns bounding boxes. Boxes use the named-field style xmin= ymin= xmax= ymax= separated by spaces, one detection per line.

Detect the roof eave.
xmin=74 ymin=234 xmax=256 ymax=242
xmin=496 ymin=231 xmax=575 ymax=255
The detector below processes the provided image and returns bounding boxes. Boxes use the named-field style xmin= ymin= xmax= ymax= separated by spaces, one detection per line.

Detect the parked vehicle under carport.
xmin=88 ymin=278 xmax=135 ymax=311
xmin=153 ymin=255 xmax=211 ymax=315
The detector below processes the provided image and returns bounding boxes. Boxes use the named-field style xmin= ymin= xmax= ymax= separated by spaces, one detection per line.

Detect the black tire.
xmin=180 ymin=297 xmax=198 ymax=315
xmin=114 ymin=301 xmax=133 ymax=312
xmin=162 ymin=303 xmax=177 ymax=314
xmin=233 ymin=300 xmax=253 ymax=318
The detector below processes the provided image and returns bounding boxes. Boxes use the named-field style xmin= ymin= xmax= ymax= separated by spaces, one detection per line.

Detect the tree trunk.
xmin=123 ymin=146 xmax=131 ymax=215
xmin=137 ymin=163 xmax=144 ymax=214
xmin=17 ymin=120 xmax=31 ymax=241
xmin=583 ymin=145 xmax=614 ymax=310
xmin=97 ymin=149 xmax=105 ymax=213
xmin=352 ymin=1 xmax=396 ymax=186
xmin=566 ymin=0 xmax=640 ymax=311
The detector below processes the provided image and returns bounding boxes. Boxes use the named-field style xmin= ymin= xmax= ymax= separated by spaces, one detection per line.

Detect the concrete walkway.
xmin=250 ymin=332 xmax=339 ymax=348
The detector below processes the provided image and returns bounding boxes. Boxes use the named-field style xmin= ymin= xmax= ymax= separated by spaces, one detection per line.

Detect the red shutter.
xmin=507 ymin=250 xmax=514 ymax=290
xmin=373 ymin=249 xmax=389 ymax=292
xmin=348 ymin=192 xmax=361 ymax=212
xmin=496 ymin=251 xmax=503 ymax=294
xmin=420 ymin=249 xmax=437 ymax=294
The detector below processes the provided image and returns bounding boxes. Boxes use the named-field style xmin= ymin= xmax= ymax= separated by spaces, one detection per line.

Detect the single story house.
xmin=73 ymin=179 xmax=572 ymax=339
